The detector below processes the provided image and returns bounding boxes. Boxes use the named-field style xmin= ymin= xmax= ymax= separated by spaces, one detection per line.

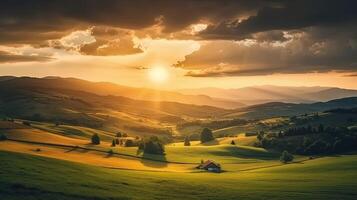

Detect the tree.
xmin=0 ymin=133 xmax=7 ymax=141
xmin=139 ymin=137 xmax=165 ymax=155
xmin=184 ymin=136 xmax=191 ymax=146
xmin=280 ymin=150 xmax=294 ymax=163
xmin=200 ymin=128 xmax=214 ymax=143
xmin=116 ymin=132 xmax=122 ymax=137
xmin=122 ymin=133 xmax=128 ymax=137
xmin=257 ymin=131 xmax=265 ymax=140
xmin=143 ymin=140 xmax=164 ymax=154
xmin=231 ymin=140 xmax=235 ymax=145
xmin=318 ymin=124 xmax=324 ymax=133
xmin=111 ymin=139 xmax=116 ymax=147
xmin=115 ymin=138 xmax=120 ymax=145
xmin=91 ymin=133 xmax=100 ymax=145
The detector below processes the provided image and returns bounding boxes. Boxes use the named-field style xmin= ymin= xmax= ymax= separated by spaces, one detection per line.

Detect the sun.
xmin=148 ymin=66 xmax=169 ymax=83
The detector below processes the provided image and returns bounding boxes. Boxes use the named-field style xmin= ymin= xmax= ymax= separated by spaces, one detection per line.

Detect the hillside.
xmin=179 ymin=85 xmax=357 ymax=105
xmin=0 ymin=76 xmax=244 ymax=109
xmin=0 ymin=79 xmax=229 ymax=136
xmin=227 ymin=97 xmax=357 ymax=119
xmin=1 ymin=150 xmax=357 ymax=200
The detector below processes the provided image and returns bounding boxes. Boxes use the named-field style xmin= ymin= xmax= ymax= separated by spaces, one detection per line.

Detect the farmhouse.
xmin=197 ymin=160 xmax=221 ymax=173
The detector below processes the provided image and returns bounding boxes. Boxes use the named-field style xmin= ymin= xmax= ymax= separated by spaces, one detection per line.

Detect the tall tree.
xmin=200 ymin=128 xmax=214 ymax=143
xmin=280 ymin=150 xmax=294 ymax=163
xmin=111 ymin=139 xmax=116 ymax=147
xmin=184 ymin=136 xmax=191 ymax=146
xmin=91 ymin=133 xmax=100 ymax=145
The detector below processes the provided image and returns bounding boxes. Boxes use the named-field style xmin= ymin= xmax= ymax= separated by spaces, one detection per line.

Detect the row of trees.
xmin=256 ymin=126 xmax=357 ymax=155
xmin=91 ymin=133 xmax=165 ymax=155
xmin=284 ymin=124 xmax=325 ymax=136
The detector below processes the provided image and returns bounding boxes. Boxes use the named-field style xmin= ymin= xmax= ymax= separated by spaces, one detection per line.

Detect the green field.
xmin=1 ymin=117 xmax=357 ymax=199
xmin=1 ymin=150 xmax=357 ymax=200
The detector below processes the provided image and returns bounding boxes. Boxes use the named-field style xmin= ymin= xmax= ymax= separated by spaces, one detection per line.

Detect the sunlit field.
xmin=1 ymin=150 xmax=357 ymax=200
xmin=1 ymin=1 xmax=357 ymax=199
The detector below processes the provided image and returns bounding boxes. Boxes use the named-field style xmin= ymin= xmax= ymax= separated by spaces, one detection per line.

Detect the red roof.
xmin=199 ymin=160 xmax=221 ymax=169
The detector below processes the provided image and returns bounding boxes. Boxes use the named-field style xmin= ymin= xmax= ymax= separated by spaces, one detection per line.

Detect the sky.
xmin=0 ymin=0 xmax=357 ymax=89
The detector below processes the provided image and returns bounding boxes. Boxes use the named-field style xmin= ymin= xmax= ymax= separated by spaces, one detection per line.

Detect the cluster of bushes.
xmin=280 ymin=150 xmax=294 ymax=163
xmin=0 ymin=133 xmax=7 ymax=141
xmin=138 ymin=136 xmax=165 ymax=155
xmin=200 ymin=128 xmax=215 ymax=143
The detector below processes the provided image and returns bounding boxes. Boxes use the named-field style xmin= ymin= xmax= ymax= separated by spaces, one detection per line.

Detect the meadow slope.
xmin=1 ymin=150 xmax=357 ymax=200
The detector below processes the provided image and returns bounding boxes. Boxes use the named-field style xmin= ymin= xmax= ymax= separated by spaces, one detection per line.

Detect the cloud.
xmin=1 ymin=1 xmax=357 ymax=43
xmin=0 ymin=50 xmax=53 ymax=63
xmin=79 ymin=27 xmax=143 ymax=56
xmin=179 ymin=27 xmax=357 ymax=76
xmin=0 ymin=0 xmax=265 ymax=45
xmin=200 ymin=1 xmax=357 ymax=40
xmin=1 ymin=0 xmax=357 ymax=75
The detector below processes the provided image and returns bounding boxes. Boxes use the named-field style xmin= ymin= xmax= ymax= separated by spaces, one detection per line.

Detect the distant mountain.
xmin=0 ymin=76 xmax=243 ymax=109
xmin=0 ymin=77 xmax=229 ymax=135
xmin=179 ymin=85 xmax=357 ymax=105
xmin=226 ymin=97 xmax=357 ymax=119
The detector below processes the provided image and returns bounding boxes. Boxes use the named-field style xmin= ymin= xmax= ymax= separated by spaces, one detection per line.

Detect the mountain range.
xmin=0 ymin=76 xmax=356 ymax=123
xmin=179 ymin=85 xmax=357 ymax=105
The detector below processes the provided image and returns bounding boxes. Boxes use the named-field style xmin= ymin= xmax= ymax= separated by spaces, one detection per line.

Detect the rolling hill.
xmin=179 ymin=85 xmax=357 ymax=105
xmin=0 ymin=77 xmax=230 ymax=136
xmin=1 ymin=149 xmax=357 ymax=200
xmin=0 ymin=76 xmax=244 ymax=109
xmin=226 ymin=97 xmax=357 ymax=119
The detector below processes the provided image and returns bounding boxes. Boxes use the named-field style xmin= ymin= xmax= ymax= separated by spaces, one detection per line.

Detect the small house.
xmin=197 ymin=160 xmax=221 ymax=173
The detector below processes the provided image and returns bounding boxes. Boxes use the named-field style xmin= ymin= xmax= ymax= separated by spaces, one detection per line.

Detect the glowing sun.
xmin=148 ymin=66 xmax=169 ymax=83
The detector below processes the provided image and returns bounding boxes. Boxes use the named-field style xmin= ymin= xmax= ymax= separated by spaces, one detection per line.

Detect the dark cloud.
xmin=179 ymin=27 xmax=357 ymax=76
xmin=0 ymin=0 xmax=266 ymax=44
xmin=1 ymin=0 xmax=357 ymax=75
xmin=200 ymin=0 xmax=357 ymax=40
xmin=79 ymin=27 xmax=143 ymax=56
xmin=0 ymin=50 xmax=53 ymax=63
xmin=1 ymin=0 xmax=357 ymax=43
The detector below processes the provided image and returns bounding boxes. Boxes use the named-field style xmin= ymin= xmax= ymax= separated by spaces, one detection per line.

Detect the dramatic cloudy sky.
xmin=0 ymin=0 xmax=356 ymax=89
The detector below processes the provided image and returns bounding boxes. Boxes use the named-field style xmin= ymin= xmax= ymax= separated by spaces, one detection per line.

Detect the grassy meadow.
xmin=1 ymin=150 xmax=357 ymax=200
xmin=1 ymin=115 xmax=357 ymax=199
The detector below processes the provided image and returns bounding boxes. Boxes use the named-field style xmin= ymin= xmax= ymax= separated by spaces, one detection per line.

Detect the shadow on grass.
xmin=209 ymin=145 xmax=280 ymax=161
xmin=104 ymin=152 xmax=114 ymax=158
xmin=200 ymin=139 xmax=219 ymax=146
xmin=139 ymin=152 xmax=168 ymax=168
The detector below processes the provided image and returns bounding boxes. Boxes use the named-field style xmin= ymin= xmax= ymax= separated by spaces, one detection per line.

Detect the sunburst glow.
xmin=148 ymin=66 xmax=169 ymax=83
